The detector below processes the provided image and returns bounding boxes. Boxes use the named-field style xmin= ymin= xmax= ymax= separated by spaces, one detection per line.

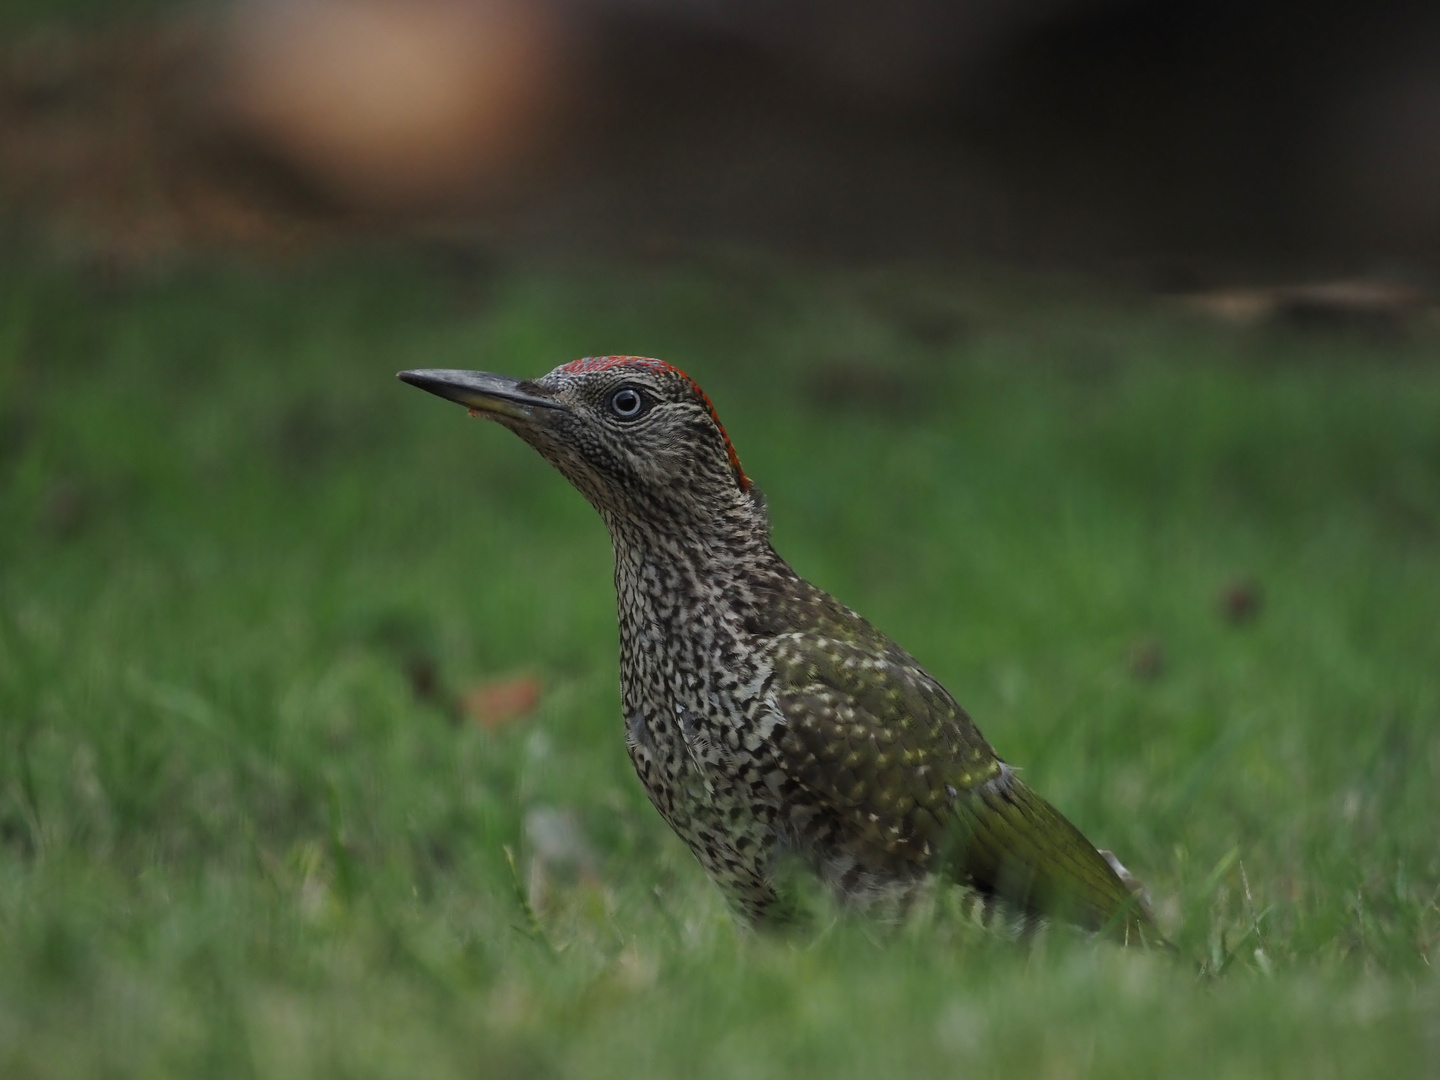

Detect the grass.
xmin=1 ymin=248 xmax=1438 ymax=1078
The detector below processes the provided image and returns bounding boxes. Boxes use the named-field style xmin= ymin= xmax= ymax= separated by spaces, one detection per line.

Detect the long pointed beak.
xmin=397 ymin=369 xmax=564 ymax=422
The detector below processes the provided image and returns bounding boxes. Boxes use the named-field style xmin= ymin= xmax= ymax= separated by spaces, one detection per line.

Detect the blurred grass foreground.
xmin=1 ymin=250 xmax=1438 ymax=1078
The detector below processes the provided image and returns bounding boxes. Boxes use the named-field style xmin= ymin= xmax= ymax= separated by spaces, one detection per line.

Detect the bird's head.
xmin=399 ymin=356 xmax=756 ymax=527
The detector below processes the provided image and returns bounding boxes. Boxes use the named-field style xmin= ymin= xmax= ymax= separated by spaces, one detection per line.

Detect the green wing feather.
xmin=754 ymin=578 xmax=1155 ymax=942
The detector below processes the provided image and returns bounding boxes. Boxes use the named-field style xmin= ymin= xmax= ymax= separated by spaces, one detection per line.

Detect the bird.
xmin=399 ymin=356 xmax=1159 ymax=943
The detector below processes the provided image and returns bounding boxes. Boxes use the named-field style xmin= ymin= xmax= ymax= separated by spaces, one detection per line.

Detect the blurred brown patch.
xmin=462 ymin=675 xmax=543 ymax=731
xmin=1179 ymin=281 xmax=1430 ymax=337
xmin=1127 ymin=636 xmax=1166 ymax=681
xmin=0 ymin=20 xmax=333 ymax=264
xmin=0 ymin=3 xmax=569 ymax=265
xmin=404 ymin=655 xmax=451 ymax=712
xmin=359 ymin=610 xmax=462 ymax=720
xmin=1219 ymin=578 xmax=1264 ymax=626
xmin=218 ymin=0 xmax=568 ymax=211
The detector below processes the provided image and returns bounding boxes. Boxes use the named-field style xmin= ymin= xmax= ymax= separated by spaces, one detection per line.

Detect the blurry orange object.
xmin=220 ymin=0 xmax=565 ymax=208
xmin=461 ymin=675 xmax=543 ymax=730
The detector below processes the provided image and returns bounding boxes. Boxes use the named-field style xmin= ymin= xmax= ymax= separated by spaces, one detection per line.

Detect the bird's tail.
xmin=950 ymin=774 xmax=1163 ymax=946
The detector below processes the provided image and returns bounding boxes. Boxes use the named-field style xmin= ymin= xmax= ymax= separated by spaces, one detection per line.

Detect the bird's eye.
xmin=608 ymin=386 xmax=647 ymax=420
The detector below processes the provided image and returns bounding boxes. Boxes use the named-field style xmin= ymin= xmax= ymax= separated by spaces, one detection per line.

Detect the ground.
xmin=1 ymin=249 xmax=1437 ymax=1078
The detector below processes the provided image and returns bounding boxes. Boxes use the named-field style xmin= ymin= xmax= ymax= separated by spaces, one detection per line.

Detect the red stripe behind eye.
xmin=555 ymin=356 xmax=750 ymax=492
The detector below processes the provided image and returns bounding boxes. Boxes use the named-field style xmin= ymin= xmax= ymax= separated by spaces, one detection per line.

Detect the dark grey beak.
xmin=397 ymin=369 xmax=564 ymax=422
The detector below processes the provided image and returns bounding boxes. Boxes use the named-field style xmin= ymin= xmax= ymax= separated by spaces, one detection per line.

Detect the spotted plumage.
xmin=399 ymin=358 xmax=1159 ymax=942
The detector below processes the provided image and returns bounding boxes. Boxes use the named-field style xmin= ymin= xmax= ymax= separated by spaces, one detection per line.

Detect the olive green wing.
xmin=768 ymin=626 xmax=1152 ymax=940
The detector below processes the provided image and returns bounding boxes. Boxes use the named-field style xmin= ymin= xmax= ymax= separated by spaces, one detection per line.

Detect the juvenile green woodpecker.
xmin=400 ymin=357 xmax=1158 ymax=943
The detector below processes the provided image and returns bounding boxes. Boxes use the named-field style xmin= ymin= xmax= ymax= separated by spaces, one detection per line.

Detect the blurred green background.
xmin=3 ymin=1 xmax=1440 ymax=1078
xmin=4 ymin=252 xmax=1438 ymax=1078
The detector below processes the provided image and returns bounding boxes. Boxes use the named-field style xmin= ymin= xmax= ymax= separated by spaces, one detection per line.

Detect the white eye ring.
xmin=609 ymin=387 xmax=645 ymax=419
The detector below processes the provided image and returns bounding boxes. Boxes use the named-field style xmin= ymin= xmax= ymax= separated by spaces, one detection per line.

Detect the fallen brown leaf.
xmin=461 ymin=675 xmax=543 ymax=731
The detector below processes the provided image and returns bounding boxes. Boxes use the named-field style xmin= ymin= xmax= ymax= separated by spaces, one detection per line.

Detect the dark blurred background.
xmin=3 ymin=0 xmax=1440 ymax=287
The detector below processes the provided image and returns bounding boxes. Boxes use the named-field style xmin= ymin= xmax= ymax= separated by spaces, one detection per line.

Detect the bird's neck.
xmin=602 ymin=495 xmax=789 ymax=634
xmin=604 ymin=498 xmax=791 ymax=726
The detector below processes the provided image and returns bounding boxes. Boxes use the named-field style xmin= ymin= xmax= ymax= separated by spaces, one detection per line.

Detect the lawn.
xmin=1 ymin=249 xmax=1437 ymax=1078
